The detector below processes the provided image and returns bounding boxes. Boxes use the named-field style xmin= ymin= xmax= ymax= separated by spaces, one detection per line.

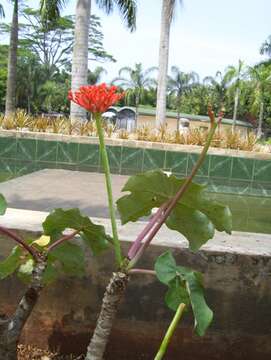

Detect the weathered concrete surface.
xmin=0 ymin=209 xmax=271 ymax=359
xmin=0 ymin=170 xmax=128 ymax=218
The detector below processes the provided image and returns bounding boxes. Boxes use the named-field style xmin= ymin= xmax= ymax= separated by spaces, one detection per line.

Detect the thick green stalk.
xmin=95 ymin=114 xmax=122 ymax=266
xmin=154 ymin=303 xmax=186 ymax=360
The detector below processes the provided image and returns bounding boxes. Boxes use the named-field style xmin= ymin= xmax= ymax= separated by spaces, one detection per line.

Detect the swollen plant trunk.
xmin=156 ymin=0 xmax=172 ymax=127
xmin=0 ymin=258 xmax=46 ymax=360
xmin=85 ymin=272 xmax=129 ymax=360
xmin=5 ymin=0 xmax=18 ymax=118
xmin=257 ymin=101 xmax=264 ymax=139
xmin=70 ymin=0 xmax=91 ymax=122
xmin=232 ymin=87 xmax=240 ymax=132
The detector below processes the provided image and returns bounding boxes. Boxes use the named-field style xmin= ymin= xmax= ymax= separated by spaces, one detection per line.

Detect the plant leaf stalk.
xmin=95 ymin=113 xmax=122 ymax=266
xmin=154 ymin=303 xmax=186 ymax=360
xmin=128 ymin=111 xmax=222 ymax=268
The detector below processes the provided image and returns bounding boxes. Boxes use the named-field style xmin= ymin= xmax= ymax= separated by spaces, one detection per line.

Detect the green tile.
xmin=207 ymin=178 xmax=230 ymax=193
xmin=229 ymin=179 xmax=251 ymax=195
xmin=56 ymin=163 xmax=77 ymax=171
xmin=121 ymin=147 xmax=143 ymax=174
xmin=37 ymin=140 xmax=57 ymax=162
xmin=0 ymin=159 xmax=16 ymax=181
xmin=143 ymin=149 xmax=165 ymax=171
xmin=231 ymin=157 xmax=254 ymax=181
xmin=36 ymin=162 xmax=58 ymax=171
xmin=165 ymin=151 xmax=187 ymax=175
xmin=101 ymin=145 xmax=122 ymax=173
xmin=78 ymin=143 xmax=99 ymax=167
xmin=57 ymin=141 xmax=79 ymax=164
xmin=209 ymin=155 xmax=232 ymax=178
xmin=16 ymin=161 xmax=37 ymax=177
xmin=251 ymin=182 xmax=271 ymax=197
xmin=187 ymin=153 xmax=210 ymax=176
xmin=254 ymin=160 xmax=271 ymax=182
xmin=17 ymin=138 xmax=36 ymax=161
xmin=0 ymin=137 xmax=17 ymax=158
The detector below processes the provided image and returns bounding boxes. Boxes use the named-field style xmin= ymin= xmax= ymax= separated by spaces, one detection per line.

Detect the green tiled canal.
xmin=0 ymin=135 xmax=271 ymax=234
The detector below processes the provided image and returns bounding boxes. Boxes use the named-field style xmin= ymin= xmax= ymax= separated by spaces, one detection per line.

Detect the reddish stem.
xmin=127 ymin=202 xmax=168 ymax=259
xmin=0 ymin=225 xmax=39 ymax=261
xmin=47 ymin=229 xmax=81 ymax=252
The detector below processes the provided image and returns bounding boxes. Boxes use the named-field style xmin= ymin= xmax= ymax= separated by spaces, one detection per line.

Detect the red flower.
xmin=68 ymin=83 xmax=124 ymax=114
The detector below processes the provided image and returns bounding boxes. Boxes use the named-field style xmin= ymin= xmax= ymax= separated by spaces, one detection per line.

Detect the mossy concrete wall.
xmin=0 ymin=209 xmax=271 ymax=359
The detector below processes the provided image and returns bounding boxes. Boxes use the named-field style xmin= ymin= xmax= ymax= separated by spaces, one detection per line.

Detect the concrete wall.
xmin=0 ymin=208 xmax=271 ymax=359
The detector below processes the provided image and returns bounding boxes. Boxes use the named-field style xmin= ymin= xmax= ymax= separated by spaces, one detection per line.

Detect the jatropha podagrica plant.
xmin=69 ymin=84 xmax=232 ymax=360
xmin=0 ymin=203 xmax=112 ymax=360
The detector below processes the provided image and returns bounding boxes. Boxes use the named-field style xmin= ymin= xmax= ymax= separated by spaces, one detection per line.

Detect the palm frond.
xmin=0 ymin=4 xmax=5 ymax=19
xmin=96 ymin=0 xmax=137 ymax=31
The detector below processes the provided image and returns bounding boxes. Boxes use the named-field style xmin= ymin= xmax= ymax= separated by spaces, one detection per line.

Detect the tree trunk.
xmin=70 ymin=0 xmax=91 ymax=122
xmin=0 ymin=259 xmax=46 ymax=360
xmin=257 ymin=101 xmax=264 ymax=139
xmin=85 ymin=272 xmax=129 ymax=360
xmin=232 ymin=87 xmax=240 ymax=132
xmin=5 ymin=0 xmax=18 ymax=118
xmin=155 ymin=0 xmax=172 ymax=127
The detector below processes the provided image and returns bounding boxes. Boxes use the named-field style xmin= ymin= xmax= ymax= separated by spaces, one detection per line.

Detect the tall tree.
xmin=260 ymin=35 xmax=271 ymax=58
xmin=203 ymin=70 xmax=230 ymax=110
xmin=156 ymin=0 xmax=182 ymax=127
xmin=5 ymin=0 xmax=18 ymax=117
xmin=0 ymin=3 xmax=4 ymax=18
xmin=225 ymin=60 xmax=247 ymax=130
xmin=249 ymin=65 xmax=271 ymax=138
xmin=70 ymin=0 xmax=137 ymax=122
xmin=112 ymin=63 xmax=156 ymax=126
xmin=168 ymin=66 xmax=199 ymax=129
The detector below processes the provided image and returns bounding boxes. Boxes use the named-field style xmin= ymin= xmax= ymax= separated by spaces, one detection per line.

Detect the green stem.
xmin=154 ymin=303 xmax=186 ymax=360
xmin=95 ymin=114 xmax=122 ymax=266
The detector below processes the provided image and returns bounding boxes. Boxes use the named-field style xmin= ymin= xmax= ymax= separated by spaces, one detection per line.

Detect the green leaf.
xmin=0 ymin=194 xmax=7 ymax=215
xmin=43 ymin=208 xmax=111 ymax=255
xmin=50 ymin=242 xmax=85 ymax=277
xmin=165 ymin=277 xmax=190 ymax=311
xmin=117 ymin=171 xmax=232 ymax=250
xmin=155 ymin=251 xmax=177 ymax=285
xmin=42 ymin=258 xmax=60 ymax=285
xmin=155 ymin=251 xmax=213 ymax=336
xmin=185 ymin=272 xmax=213 ymax=336
xmin=0 ymin=247 xmax=22 ymax=279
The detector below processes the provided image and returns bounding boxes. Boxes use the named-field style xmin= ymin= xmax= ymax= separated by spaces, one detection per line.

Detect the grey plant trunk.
xmin=5 ymin=0 xmax=18 ymax=118
xmin=257 ymin=101 xmax=264 ymax=139
xmin=70 ymin=0 xmax=91 ymax=122
xmin=0 ymin=259 xmax=46 ymax=360
xmin=85 ymin=272 xmax=129 ymax=360
xmin=232 ymin=87 xmax=240 ymax=132
xmin=155 ymin=0 xmax=171 ymax=127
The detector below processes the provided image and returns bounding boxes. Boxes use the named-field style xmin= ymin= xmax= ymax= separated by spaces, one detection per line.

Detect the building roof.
xmin=109 ymin=106 xmax=253 ymax=128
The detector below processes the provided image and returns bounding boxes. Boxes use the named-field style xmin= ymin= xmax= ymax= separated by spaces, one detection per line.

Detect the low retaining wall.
xmin=0 ymin=208 xmax=271 ymax=359
xmin=0 ymin=130 xmax=271 ymax=196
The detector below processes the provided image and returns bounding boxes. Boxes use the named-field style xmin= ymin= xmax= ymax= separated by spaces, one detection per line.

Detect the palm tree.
xmin=70 ymin=0 xmax=137 ymax=122
xmin=155 ymin=0 xmax=182 ymax=127
xmin=168 ymin=66 xmax=199 ymax=129
xmin=5 ymin=0 xmax=18 ymax=117
xmin=88 ymin=66 xmax=107 ymax=85
xmin=112 ymin=63 xmax=156 ymax=127
xmin=224 ymin=60 xmax=247 ymax=130
xmin=203 ymin=70 xmax=230 ymax=109
xmin=249 ymin=66 xmax=271 ymax=138
xmin=260 ymin=35 xmax=271 ymax=58
xmin=0 ymin=3 xmax=5 ymax=18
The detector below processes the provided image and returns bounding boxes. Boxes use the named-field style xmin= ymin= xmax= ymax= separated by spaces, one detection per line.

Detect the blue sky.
xmin=1 ymin=0 xmax=270 ymax=81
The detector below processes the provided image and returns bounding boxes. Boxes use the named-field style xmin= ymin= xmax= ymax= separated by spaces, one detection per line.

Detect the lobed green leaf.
xmin=43 ymin=208 xmax=111 ymax=255
xmin=0 ymin=194 xmax=7 ymax=215
xmin=117 ymin=170 xmax=232 ymax=251
xmin=0 ymin=247 xmax=22 ymax=280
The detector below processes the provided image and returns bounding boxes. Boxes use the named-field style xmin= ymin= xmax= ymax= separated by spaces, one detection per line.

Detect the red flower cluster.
xmin=68 ymin=83 xmax=124 ymax=114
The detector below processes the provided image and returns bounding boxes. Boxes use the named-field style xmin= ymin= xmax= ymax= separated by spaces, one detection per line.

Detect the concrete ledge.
xmin=2 ymin=208 xmax=271 ymax=257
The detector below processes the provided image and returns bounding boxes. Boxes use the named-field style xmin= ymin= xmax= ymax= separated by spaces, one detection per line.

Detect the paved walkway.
xmin=0 ymin=170 xmax=129 ymax=218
